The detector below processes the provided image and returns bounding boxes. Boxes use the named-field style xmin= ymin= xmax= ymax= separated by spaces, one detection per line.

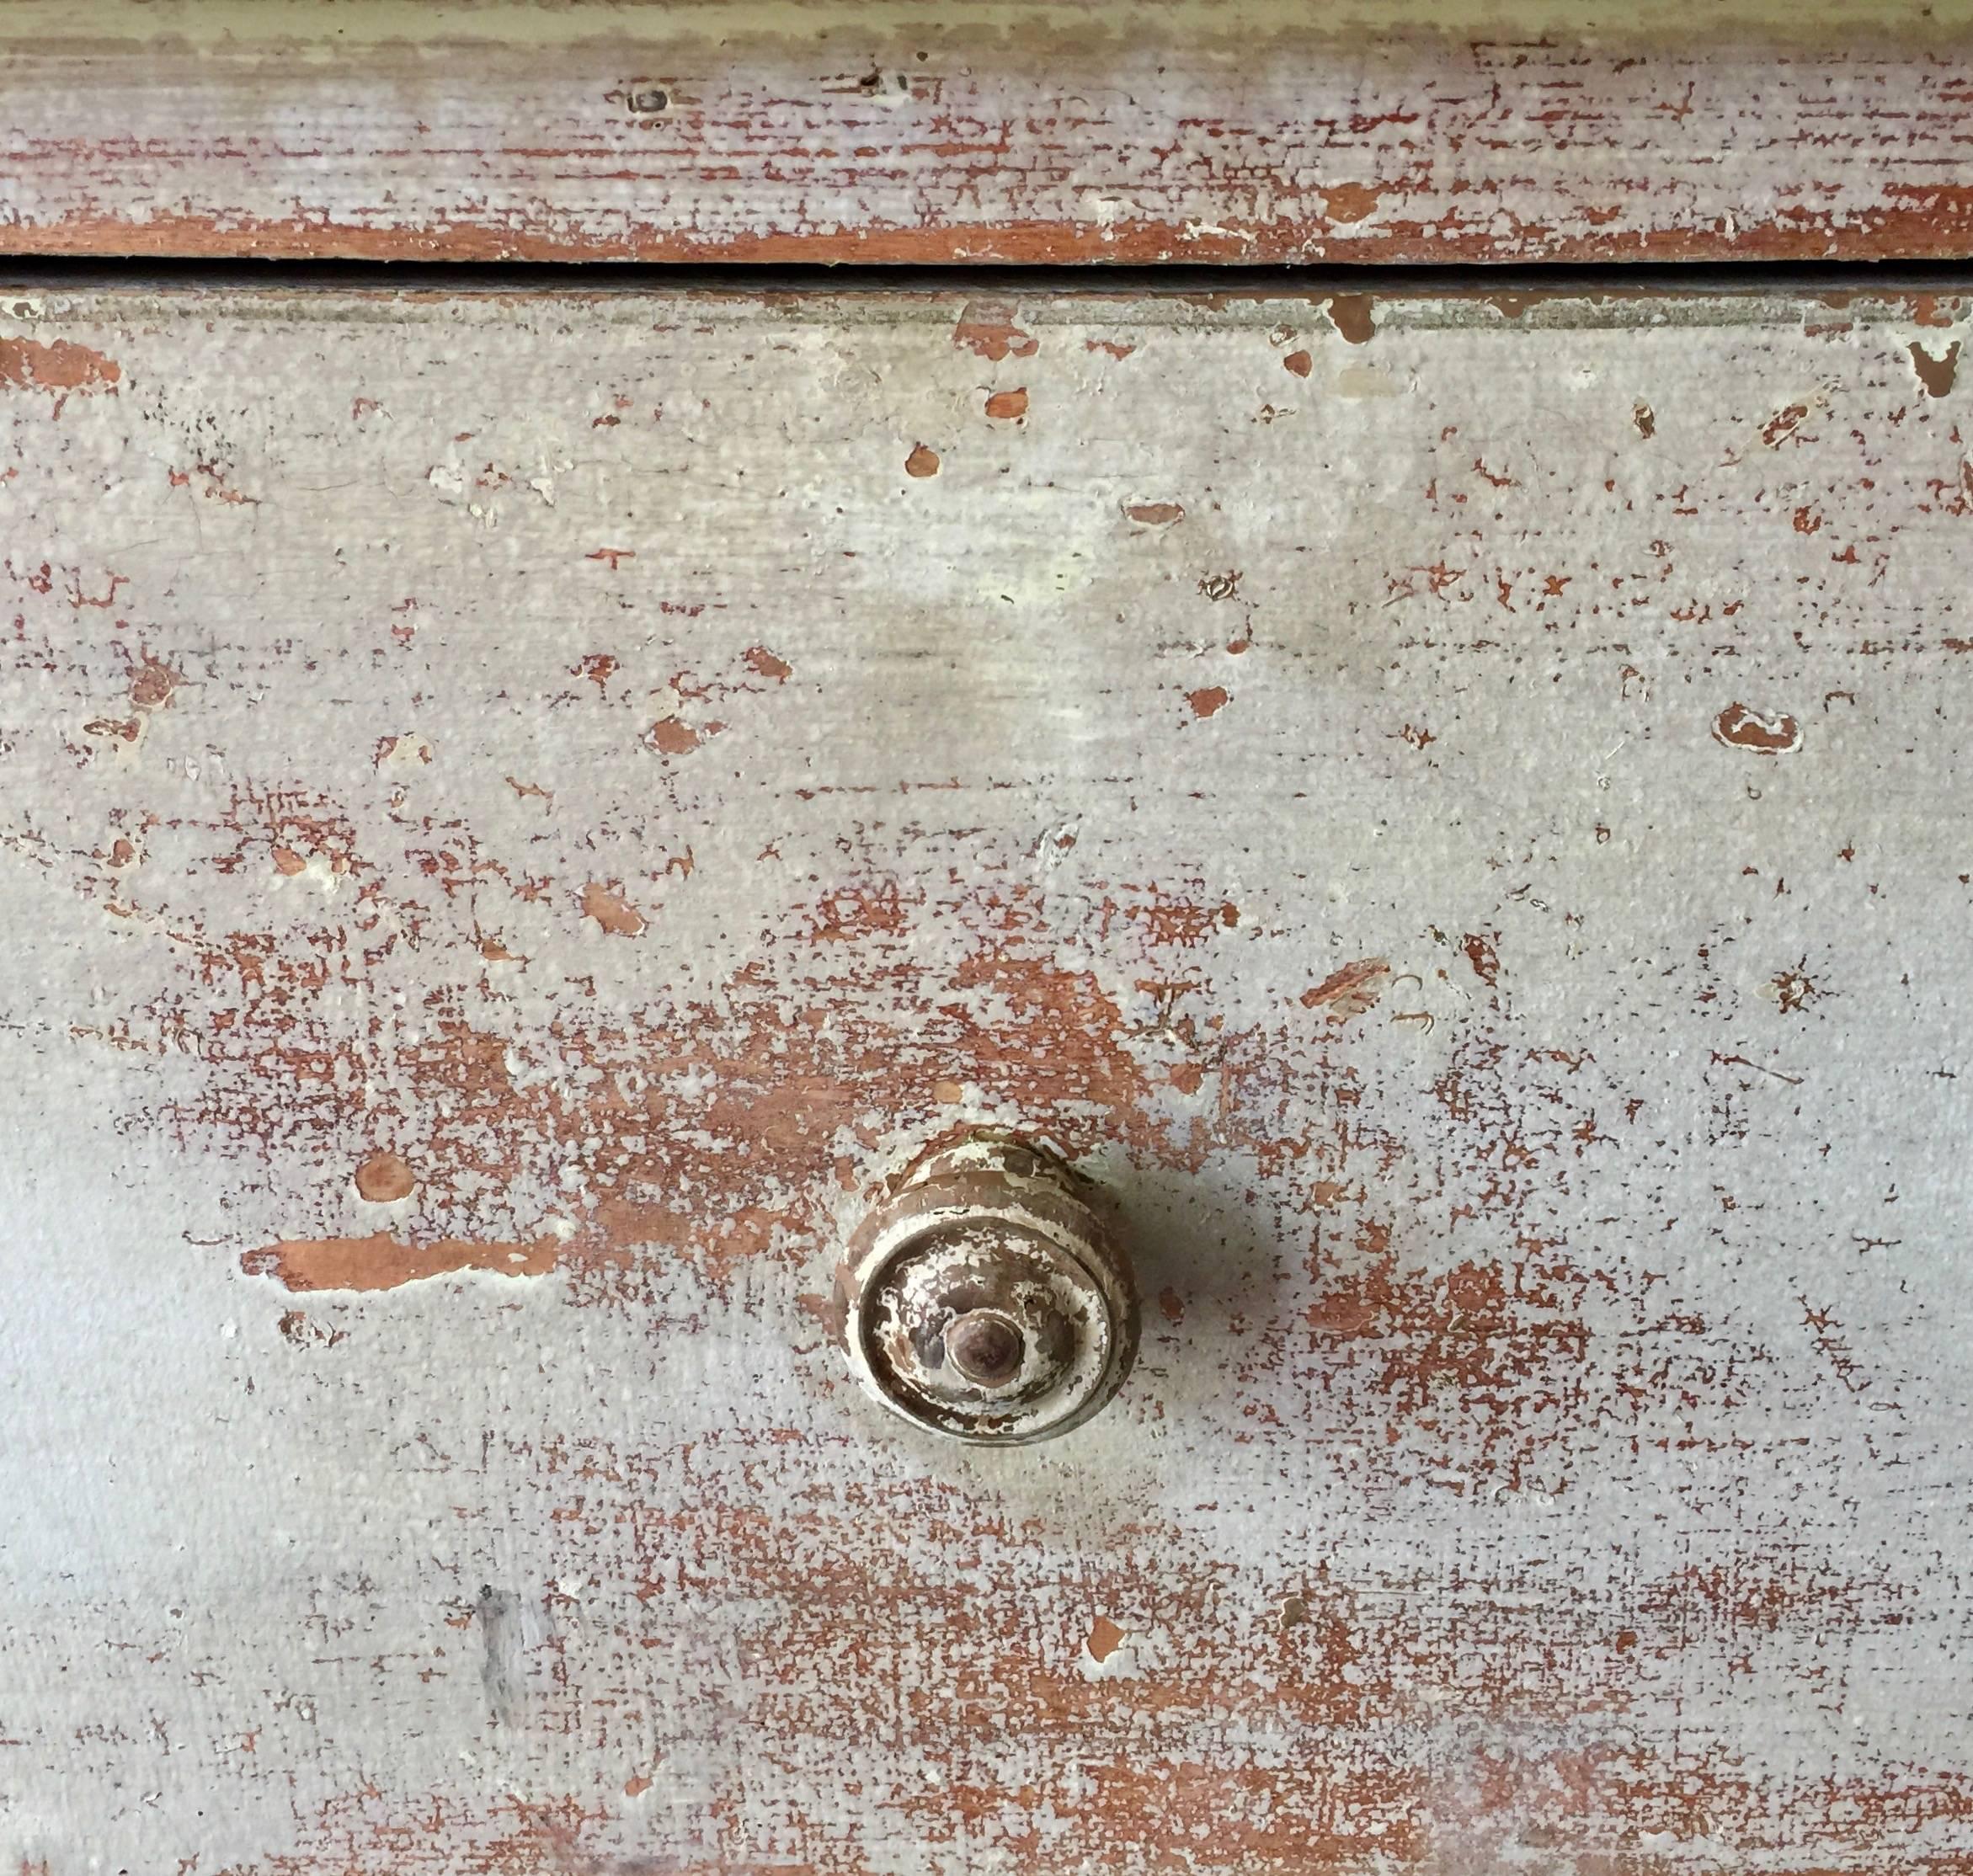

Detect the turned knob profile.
xmin=835 ymin=1134 xmax=1140 ymax=1445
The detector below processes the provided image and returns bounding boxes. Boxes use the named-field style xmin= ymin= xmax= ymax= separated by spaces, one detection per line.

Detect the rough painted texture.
xmin=4 ymin=280 xmax=1973 ymax=1870
xmin=3 ymin=0 xmax=1972 ymax=264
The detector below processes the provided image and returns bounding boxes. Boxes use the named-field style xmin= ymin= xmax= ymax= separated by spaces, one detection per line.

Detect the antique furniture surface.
xmin=5 ymin=5 xmax=1973 ymax=1873
xmin=7 ymin=279 xmax=1973 ymax=1871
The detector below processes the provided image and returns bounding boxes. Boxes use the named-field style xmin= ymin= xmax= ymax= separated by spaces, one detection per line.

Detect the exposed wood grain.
xmin=2 ymin=0 xmax=1971 ymax=264
xmin=4 ymin=279 xmax=1973 ymax=1870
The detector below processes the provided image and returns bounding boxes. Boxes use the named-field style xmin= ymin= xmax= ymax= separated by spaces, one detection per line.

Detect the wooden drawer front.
xmin=3 ymin=283 xmax=1972 ymax=1871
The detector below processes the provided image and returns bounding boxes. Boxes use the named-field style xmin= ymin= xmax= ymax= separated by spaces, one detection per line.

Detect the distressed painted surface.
xmin=3 ymin=0 xmax=1973 ymax=264
xmin=3 ymin=281 xmax=1973 ymax=1870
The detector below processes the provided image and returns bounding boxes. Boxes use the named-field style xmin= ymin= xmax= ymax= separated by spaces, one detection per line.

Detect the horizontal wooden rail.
xmin=1 ymin=0 xmax=1970 ymax=265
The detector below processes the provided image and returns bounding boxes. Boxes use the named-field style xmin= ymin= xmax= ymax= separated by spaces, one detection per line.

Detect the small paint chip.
xmin=1321 ymin=181 xmax=1380 ymax=224
xmin=952 ymin=301 xmax=1038 ymax=361
xmin=1912 ymin=339 xmax=1960 ymax=398
xmin=984 ymin=386 xmax=1028 ymax=420
xmin=645 ymin=717 xmax=702 ymax=756
xmin=1761 ymin=402 xmax=1810 ymax=448
xmin=1187 ymin=686 xmax=1229 ymax=719
xmin=904 ymin=443 xmax=941 ymax=478
xmin=582 ymin=882 xmax=646 ymax=936
xmin=744 ymin=645 xmax=792 ymax=681
xmin=1633 ymin=402 xmax=1656 ymax=439
xmin=355 ymin=1151 xmax=415 ymax=1204
xmin=1086 ymin=1616 xmax=1125 ymax=1664
xmin=1463 ymin=931 xmax=1501 ymax=987
xmin=1282 ymin=349 xmax=1313 ymax=377
xmin=373 ymin=733 xmax=433 ymax=769
xmin=1325 ymin=295 xmax=1375 ymax=345
xmin=1300 ymin=958 xmax=1391 ymax=1020
xmin=1714 ymin=702 xmax=1802 ymax=755
xmin=1125 ymin=501 xmax=1185 ymax=526
xmin=128 ymin=657 xmax=180 ymax=711
xmin=276 ymin=1309 xmax=344 ymax=1350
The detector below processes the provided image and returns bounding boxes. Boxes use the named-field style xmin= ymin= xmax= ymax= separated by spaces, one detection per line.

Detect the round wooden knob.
xmin=835 ymin=1134 xmax=1139 ymax=1444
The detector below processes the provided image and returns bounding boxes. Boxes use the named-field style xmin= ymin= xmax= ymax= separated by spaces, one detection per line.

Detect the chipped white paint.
xmin=2 ymin=282 xmax=1973 ymax=1869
